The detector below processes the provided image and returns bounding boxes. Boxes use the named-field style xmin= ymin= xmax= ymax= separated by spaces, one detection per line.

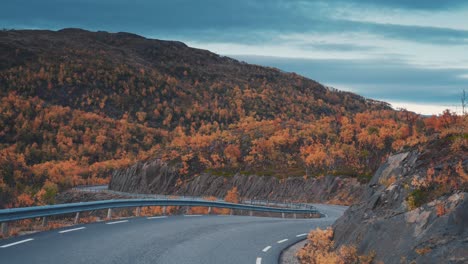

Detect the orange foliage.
xmin=16 ymin=193 xmax=34 ymax=207
xmin=189 ymin=206 xmax=210 ymax=214
xmin=78 ymin=216 xmax=100 ymax=224
xmin=224 ymin=144 xmax=241 ymax=165
xmin=140 ymin=206 xmax=163 ymax=216
xmin=297 ymin=228 xmax=375 ymax=264
xmin=456 ymin=160 xmax=468 ymax=183
xmin=210 ymin=187 xmax=240 ymax=215
xmin=165 ymin=206 xmax=180 ymax=215
xmin=436 ymin=203 xmax=446 ymax=217
xmin=225 ymin=186 xmax=240 ymax=204
xmin=0 ymin=94 xmax=166 ymax=208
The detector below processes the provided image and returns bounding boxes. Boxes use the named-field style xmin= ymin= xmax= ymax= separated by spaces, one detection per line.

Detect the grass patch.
xmin=203 ymin=169 xmax=236 ymax=177
xmin=205 ymin=166 xmax=376 ymax=182
xmin=447 ymin=133 xmax=468 ymax=141
xmin=407 ymin=189 xmax=429 ymax=210
xmin=240 ymin=166 xmax=305 ymax=178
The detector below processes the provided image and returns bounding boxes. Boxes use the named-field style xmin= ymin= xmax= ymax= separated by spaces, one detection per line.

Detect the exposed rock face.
xmin=56 ymin=190 xmax=132 ymax=204
xmin=109 ymin=159 xmax=363 ymax=205
xmin=332 ymin=149 xmax=468 ymax=263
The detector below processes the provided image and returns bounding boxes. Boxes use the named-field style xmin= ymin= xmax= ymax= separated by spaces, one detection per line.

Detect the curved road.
xmin=0 ymin=205 xmax=347 ymax=264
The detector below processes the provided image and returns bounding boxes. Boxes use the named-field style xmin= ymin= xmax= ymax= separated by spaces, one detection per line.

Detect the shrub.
xmin=297 ymin=228 xmax=375 ymax=264
xmin=407 ymin=189 xmax=427 ymax=210
xmin=435 ymin=203 xmax=446 ymax=217
xmin=36 ymin=181 xmax=58 ymax=205
xmin=225 ymin=186 xmax=240 ymax=204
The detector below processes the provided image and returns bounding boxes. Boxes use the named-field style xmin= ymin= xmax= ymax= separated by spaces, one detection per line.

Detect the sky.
xmin=2 ymin=0 xmax=468 ymax=115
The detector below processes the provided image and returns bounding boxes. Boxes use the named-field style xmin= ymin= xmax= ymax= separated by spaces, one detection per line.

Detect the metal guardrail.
xmin=0 ymin=199 xmax=319 ymax=222
xmin=0 ymin=198 xmax=321 ymax=236
xmin=72 ymin=185 xmax=317 ymax=211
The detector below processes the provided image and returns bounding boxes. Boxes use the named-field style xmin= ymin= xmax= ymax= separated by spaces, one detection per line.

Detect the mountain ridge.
xmin=0 ymin=28 xmax=390 ymax=121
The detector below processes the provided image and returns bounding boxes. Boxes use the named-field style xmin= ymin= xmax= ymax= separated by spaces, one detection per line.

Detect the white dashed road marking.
xmin=106 ymin=220 xmax=129 ymax=225
xmin=58 ymin=227 xmax=86 ymax=234
xmin=256 ymin=257 xmax=262 ymax=264
xmin=277 ymin=239 xmax=288 ymax=244
xmin=184 ymin=215 xmax=202 ymax=217
xmin=147 ymin=216 xmax=167 ymax=219
xmin=296 ymin=233 xmax=308 ymax=237
xmin=0 ymin=238 xmax=34 ymax=248
xmin=262 ymin=246 xmax=271 ymax=252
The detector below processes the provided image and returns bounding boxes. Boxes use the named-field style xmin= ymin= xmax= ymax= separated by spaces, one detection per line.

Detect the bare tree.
xmin=462 ymin=89 xmax=466 ymax=115
xmin=461 ymin=89 xmax=467 ymax=135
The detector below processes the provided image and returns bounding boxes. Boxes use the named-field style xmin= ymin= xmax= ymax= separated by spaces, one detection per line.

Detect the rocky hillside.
xmin=298 ymin=132 xmax=467 ymax=263
xmin=110 ymin=159 xmax=364 ymax=205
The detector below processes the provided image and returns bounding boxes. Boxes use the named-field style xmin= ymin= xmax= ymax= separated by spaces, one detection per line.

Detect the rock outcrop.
xmin=331 ymin=139 xmax=468 ymax=263
xmin=110 ymin=159 xmax=363 ymax=205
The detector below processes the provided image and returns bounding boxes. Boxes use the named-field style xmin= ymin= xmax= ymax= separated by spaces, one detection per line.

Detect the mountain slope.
xmin=0 ymin=28 xmax=441 ymax=208
xmin=0 ymin=28 xmax=387 ymax=123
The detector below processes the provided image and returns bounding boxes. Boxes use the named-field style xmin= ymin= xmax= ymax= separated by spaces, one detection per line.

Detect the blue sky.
xmin=2 ymin=0 xmax=468 ymax=114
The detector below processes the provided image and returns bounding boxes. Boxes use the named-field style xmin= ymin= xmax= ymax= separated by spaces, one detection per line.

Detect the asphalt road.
xmin=0 ymin=205 xmax=347 ymax=264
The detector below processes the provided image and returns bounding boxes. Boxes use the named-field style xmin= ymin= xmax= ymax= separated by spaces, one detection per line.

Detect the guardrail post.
xmin=293 ymin=213 xmax=297 ymax=219
xmin=107 ymin=208 xmax=113 ymax=220
xmin=230 ymin=209 xmax=233 ymax=215
xmin=1 ymin=222 xmax=8 ymax=237
xmin=249 ymin=211 xmax=253 ymax=216
xmin=74 ymin=212 xmax=80 ymax=224
xmin=42 ymin=216 xmax=48 ymax=227
xmin=162 ymin=206 xmax=166 ymax=215
xmin=208 ymin=207 xmax=212 ymax=214
xmin=282 ymin=212 xmax=285 ymax=218
xmin=135 ymin=207 xmax=141 ymax=217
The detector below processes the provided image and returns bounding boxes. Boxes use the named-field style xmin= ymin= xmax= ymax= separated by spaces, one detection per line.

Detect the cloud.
xmin=331 ymin=0 xmax=468 ymax=10
xmin=342 ymin=21 xmax=468 ymax=45
xmin=388 ymin=101 xmax=463 ymax=115
xmin=297 ymin=43 xmax=376 ymax=52
xmin=2 ymin=0 xmax=468 ymax=46
xmin=231 ymin=55 xmax=468 ymax=105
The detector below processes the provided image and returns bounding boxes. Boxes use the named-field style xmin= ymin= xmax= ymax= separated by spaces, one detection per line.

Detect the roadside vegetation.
xmin=297 ymin=228 xmax=375 ymax=264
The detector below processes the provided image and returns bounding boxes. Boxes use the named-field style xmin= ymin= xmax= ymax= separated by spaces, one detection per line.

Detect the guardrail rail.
xmin=0 ymin=199 xmax=321 ymax=236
